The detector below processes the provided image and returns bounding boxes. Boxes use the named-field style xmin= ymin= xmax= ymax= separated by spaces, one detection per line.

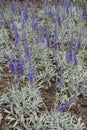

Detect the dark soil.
xmin=69 ymin=94 xmax=87 ymax=130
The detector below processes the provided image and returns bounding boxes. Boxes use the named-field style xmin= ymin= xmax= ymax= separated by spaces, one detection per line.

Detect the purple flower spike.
xmin=11 ymin=0 xmax=15 ymax=13
xmin=74 ymin=51 xmax=78 ymax=65
xmin=57 ymin=104 xmax=66 ymax=112
xmin=13 ymin=23 xmax=19 ymax=44
xmin=76 ymin=2 xmax=79 ymax=12
xmin=57 ymin=90 xmax=78 ymax=112
xmin=18 ymin=6 xmax=21 ymax=15
xmin=28 ymin=68 xmax=35 ymax=84
xmin=34 ymin=18 xmax=38 ymax=30
xmin=15 ymin=31 xmax=19 ymax=44
xmin=25 ymin=0 xmax=31 ymax=8
xmin=54 ymin=25 xmax=58 ymax=50
xmin=54 ymin=42 xmax=58 ymax=51
xmin=66 ymin=40 xmax=73 ymax=64
xmin=59 ymin=65 xmax=64 ymax=87
xmin=49 ymin=6 xmax=54 ymax=17
xmin=66 ymin=48 xmax=72 ymax=64
xmin=66 ymin=90 xmax=78 ymax=108
xmin=36 ymin=25 xmax=41 ymax=44
xmin=17 ymin=61 xmax=24 ymax=76
xmin=66 ymin=1 xmax=71 ymax=15
xmin=77 ymin=32 xmax=82 ymax=49
xmin=0 ymin=10 xmax=5 ymax=25
xmin=66 ymin=7 xmax=69 ymax=15
xmin=77 ymin=40 xmax=81 ymax=49
xmin=28 ymin=72 xmax=34 ymax=83
xmin=69 ymin=48 xmax=73 ymax=62
xmin=45 ymin=0 xmax=48 ymax=5
xmin=82 ymin=13 xmax=87 ymax=20
xmin=46 ymin=27 xmax=50 ymax=48
xmin=8 ymin=57 xmax=15 ymax=74
xmin=24 ymin=43 xmax=31 ymax=60
xmin=24 ymin=10 xmax=28 ymax=21
xmin=54 ymin=0 xmax=58 ymax=9
xmin=58 ymin=17 xmax=61 ymax=27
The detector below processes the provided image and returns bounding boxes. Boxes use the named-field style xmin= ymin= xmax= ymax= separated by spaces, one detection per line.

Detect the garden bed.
xmin=0 ymin=0 xmax=87 ymax=130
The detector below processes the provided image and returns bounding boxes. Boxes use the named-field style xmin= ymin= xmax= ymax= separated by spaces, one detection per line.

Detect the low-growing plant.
xmin=35 ymin=111 xmax=85 ymax=130
xmin=0 ymin=89 xmax=86 ymax=130
xmin=0 ymin=85 xmax=44 ymax=130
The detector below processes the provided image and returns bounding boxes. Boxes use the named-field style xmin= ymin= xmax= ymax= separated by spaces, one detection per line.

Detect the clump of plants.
xmin=0 ymin=86 xmax=86 ymax=130
xmin=0 ymin=85 xmax=44 ymax=130
xmin=0 ymin=0 xmax=87 ymax=129
xmin=36 ymin=111 xmax=85 ymax=130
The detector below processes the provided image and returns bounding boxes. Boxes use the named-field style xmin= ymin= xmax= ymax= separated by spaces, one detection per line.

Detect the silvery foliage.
xmin=0 ymin=87 xmax=85 ymax=130
xmin=1 ymin=1 xmax=86 ymax=88
xmin=55 ymin=48 xmax=87 ymax=105
xmin=36 ymin=3 xmax=87 ymax=102
xmin=1 ymin=0 xmax=87 ymax=103
xmin=19 ymin=13 xmax=56 ymax=85
xmin=36 ymin=2 xmax=87 ymax=83
xmin=0 ymin=27 xmax=12 ymax=64
xmin=0 ymin=5 xmax=56 ymax=86
xmin=0 ymin=0 xmax=87 ymax=92
xmin=35 ymin=111 xmax=85 ymax=130
xmin=0 ymin=85 xmax=44 ymax=130
xmin=0 ymin=2 xmax=87 ymax=130
xmin=30 ymin=43 xmax=56 ymax=85
xmin=41 ymin=4 xmax=87 ymax=46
